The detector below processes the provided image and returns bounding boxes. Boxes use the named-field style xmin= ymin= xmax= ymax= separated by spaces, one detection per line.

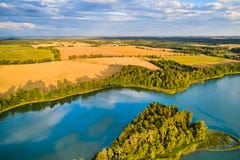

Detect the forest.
xmin=0 ymin=60 xmax=240 ymax=113
xmin=93 ymin=102 xmax=239 ymax=160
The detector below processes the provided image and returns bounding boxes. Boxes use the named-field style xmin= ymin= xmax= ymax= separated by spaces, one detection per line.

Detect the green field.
xmin=163 ymin=55 xmax=236 ymax=66
xmin=0 ymin=45 xmax=53 ymax=64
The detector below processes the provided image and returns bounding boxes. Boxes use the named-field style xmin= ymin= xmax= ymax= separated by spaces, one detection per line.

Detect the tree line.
xmin=0 ymin=58 xmax=52 ymax=65
xmin=0 ymin=60 xmax=240 ymax=112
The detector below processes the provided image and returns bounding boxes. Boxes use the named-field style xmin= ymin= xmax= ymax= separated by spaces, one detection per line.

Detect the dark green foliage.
xmin=69 ymin=54 xmax=124 ymax=60
xmin=103 ymin=37 xmax=240 ymax=45
xmin=231 ymin=47 xmax=240 ymax=53
xmin=175 ymin=46 xmax=229 ymax=56
xmin=108 ymin=60 xmax=240 ymax=90
xmin=0 ymin=58 xmax=52 ymax=65
xmin=93 ymin=103 xmax=207 ymax=160
xmin=230 ymin=48 xmax=240 ymax=59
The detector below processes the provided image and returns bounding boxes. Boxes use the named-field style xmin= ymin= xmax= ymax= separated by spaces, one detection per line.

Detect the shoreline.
xmin=157 ymin=130 xmax=240 ymax=160
xmin=179 ymin=130 xmax=240 ymax=159
xmin=203 ymin=130 xmax=240 ymax=152
xmin=0 ymin=72 xmax=240 ymax=115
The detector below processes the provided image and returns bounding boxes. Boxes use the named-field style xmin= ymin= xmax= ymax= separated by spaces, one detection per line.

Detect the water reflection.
xmin=0 ymin=75 xmax=239 ymax=160
xmin=78 ymin=89 xmax=153 ymax=109
xmin=0 ymin=88 xmax=154 ymax=120
xmin=0 ymin=94 xmax=81 ymax=121
xmin=38 ymin=133 xmax=102 ymax=160
xmin=0 ymin=106 xmax=70 ymax=145
xmin=88 ymin=117 xmax=114 ymax=137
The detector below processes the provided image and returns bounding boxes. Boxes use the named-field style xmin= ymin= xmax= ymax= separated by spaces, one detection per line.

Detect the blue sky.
xmin=0 ymin=0 xmax=239 ymax=36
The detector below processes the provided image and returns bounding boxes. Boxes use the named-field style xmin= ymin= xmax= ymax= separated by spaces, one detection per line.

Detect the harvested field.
xmin=58 ymin=43 xmax=175 ymax=60
xmin=32 ymin=42 xmax=60 ymax=48
xmin=32 ymin=41 xmax=79 ymax=48
xmin=219 ymin=44 xmax=240 ymax=49
xmin=78 ymin=57 xmax=159 ymax=70
xmin=0 ymin=61 xmax=113 ymax=93
xmin=0 ymin=57 xmax=158 ymax=93
xmin=163 ymin=55 xmax=237 ymax=66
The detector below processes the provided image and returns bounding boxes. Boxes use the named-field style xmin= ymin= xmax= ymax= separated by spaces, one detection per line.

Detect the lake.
xmin=0 ymin=75 xmax=239 ymax=160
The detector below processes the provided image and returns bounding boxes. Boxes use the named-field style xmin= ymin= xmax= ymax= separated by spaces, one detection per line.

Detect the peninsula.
xmin=94 ymin=102 xmax=240 ymax=160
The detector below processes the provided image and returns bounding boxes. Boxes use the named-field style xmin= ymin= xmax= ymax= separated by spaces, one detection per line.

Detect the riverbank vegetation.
xmin=93 ymin=102 xmax=240 ymax=160
xmin=0 ymin=60 xmax=240 ymax=113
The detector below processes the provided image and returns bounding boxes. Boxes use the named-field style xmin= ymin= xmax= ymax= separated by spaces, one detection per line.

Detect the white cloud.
xmin=206 ymin=2 xmax=223 ymax=9
xmin=0 ymin=106 xmax=70 ymax=145
xmin=219 ymin=0 xmax=240 ymax=2
xmin=0 ymin=22 xmax=36 ymax=30
xmin=1 ymin=0 xmax=240 ymax=36
xmin=103 ymin=11 xmax=136 ymax=21
xmin=0 ymin=2 xmax=13 ymax=8
xmin=78 ymin=89 xmax=153 ymax=109
xmin=138 ymin=0 xmax=193 ymax=9
xmin=204 ymin=1 xmax=240 ymax=20
xmin=24 ymin=0 xmax=67 ymax=6
xmin=80 ymin=0 xmax=118 ymax=3
xmin=226 ymin=10 xmax=240 ymax=19
xmin=152 ymin=0 xmax=182 ymax=9
xmin=104 ymin=11 xmax=127 ymax=16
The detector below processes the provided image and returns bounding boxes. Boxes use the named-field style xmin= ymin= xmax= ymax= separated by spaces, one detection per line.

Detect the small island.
xmin=93 ymin=102 xmax=240 ymax=160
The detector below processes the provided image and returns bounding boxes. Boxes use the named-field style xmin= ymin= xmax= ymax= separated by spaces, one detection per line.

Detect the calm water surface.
xmin=0 ymin=75 xmax=239 ymax=160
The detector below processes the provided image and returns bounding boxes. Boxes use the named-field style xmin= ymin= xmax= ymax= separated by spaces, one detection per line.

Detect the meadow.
xmin=0 ymin=45 xmax=52 ymax=64
xmin=163 ymin=55 xmax=236 ymax=66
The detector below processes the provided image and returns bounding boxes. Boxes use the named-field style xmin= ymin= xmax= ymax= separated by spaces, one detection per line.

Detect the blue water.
xmin=0 ymin=75 xmax=239 ymax=160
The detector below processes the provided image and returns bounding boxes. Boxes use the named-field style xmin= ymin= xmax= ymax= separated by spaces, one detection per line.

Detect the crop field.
xmin=219 ymin=44 xmax=240 ymax=49
xmin=0 ymin=45 xmax=52 ymax=64
xmin=163 ymin=55 xmax=236 ymax=66
xmin=0 ymin=61 xmax=111 ymax=93
xmin=0 ymin=57 xmax=158 ymax=93
xmin=78 ymin=57 xmax=159 ymax=70
xmin=1 ymin=39 xmax=239 ymax=93
xmin=57 ymin=42 xmax=176 ymax=60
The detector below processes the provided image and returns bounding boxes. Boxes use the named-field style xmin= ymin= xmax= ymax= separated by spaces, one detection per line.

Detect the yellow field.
xmin=78 ymin=57 xmax=159 ymax=69
xmin=0 ymin=57 xmax=158 ymax=93
xmin=57 ymin=43 xmax=175 ymax=60
xmin=1 ymin=41 xmax=238 ymax=93
xmin=219 ymin=44 xmax=240 ymax=49
xmin=163 ymin=55 xmax=236 ymax=66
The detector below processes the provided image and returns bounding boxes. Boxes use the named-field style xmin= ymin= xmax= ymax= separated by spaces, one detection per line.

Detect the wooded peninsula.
xmin=93 ymin=102 xmax=240 ymax=160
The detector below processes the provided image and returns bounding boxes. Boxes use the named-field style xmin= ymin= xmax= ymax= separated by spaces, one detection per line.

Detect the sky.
xmin=0 ymin=0 xmax=239 ymax=37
